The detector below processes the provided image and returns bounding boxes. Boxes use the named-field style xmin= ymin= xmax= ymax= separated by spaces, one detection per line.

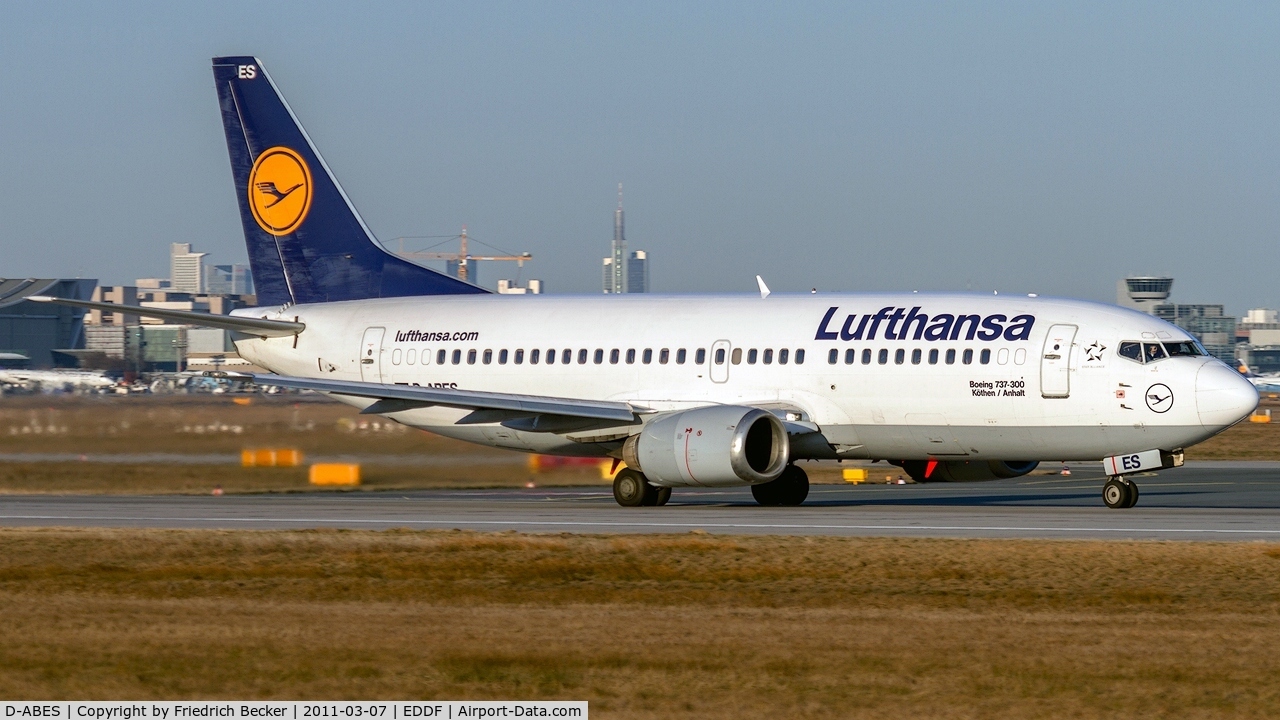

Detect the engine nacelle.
xmin=623 ymin=405 xmax=789 ymax=487
xmin=898 ymin=459 xmax=1039 ymax=483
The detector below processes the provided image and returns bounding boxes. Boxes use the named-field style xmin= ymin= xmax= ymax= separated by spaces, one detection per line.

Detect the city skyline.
xmin=3 ymin=4 xmax=1280 ymax=313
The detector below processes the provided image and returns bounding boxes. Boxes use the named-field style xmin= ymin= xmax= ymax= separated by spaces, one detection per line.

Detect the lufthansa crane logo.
xmin=248 ymin=146 xmax=313 ymax=235
xmin=1145 ymin=383 xmax=1174 ymax=413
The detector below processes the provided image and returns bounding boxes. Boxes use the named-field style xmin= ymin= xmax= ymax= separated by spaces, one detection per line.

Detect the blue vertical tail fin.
xmin=212 ymin=56 xmax=486 ymax=306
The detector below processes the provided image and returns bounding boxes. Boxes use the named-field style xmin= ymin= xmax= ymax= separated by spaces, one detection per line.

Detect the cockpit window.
xmin=1118 ymin=342 xmax=1143 ymax=363
xmin=1163 ymin=341 xmax=1204 ymax=357
xmin=1144 ymin=343 xmax=1167 ymax=362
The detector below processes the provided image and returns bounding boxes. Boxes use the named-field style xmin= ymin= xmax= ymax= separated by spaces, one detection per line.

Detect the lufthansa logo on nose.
xmin=1145 ymin=383 xmax=1174 ymax=413
xmin=248 ymin=146 xmax=313 ymax=235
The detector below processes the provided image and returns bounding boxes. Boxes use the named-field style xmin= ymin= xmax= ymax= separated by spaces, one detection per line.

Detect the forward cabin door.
xmin=1040 ymin=324 xmax=1077 ymax=398
xmin=359 ymin=327 xmax=385 ymax=383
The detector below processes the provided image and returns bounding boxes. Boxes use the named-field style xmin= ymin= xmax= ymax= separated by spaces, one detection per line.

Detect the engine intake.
xmin=623 ymin=406 xmax=789 ymax=487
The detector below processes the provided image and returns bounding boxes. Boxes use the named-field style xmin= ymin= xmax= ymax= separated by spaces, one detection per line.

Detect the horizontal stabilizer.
xmin=27 ymin=296 xmax=304 ymax=338
xmin=249 ymin=373 xmax=644 ymax=423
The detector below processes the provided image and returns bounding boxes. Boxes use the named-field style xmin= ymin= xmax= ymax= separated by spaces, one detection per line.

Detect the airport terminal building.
xmin=0 ymin=278 xmax=96 ymax=368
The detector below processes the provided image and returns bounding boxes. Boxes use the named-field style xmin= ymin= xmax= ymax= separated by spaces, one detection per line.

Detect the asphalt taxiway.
xmin=1 ymin=462 xmax=1278 ymax=540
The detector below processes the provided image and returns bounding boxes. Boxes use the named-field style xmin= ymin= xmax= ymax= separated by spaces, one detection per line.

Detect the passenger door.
xmin=359 ymin=327 xmax=385 ymax=383
xmin=1040 ymin=324 xmax=1077 ymax=398
xmin=709 ymin=340 xmax=731 ymax=383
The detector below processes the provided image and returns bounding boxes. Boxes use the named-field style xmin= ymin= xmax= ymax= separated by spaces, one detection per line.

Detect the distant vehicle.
xmin=0 ymin=369 xmax=116 ymax=391
xmin=34 ymin=56 xmax=1260 ymax=510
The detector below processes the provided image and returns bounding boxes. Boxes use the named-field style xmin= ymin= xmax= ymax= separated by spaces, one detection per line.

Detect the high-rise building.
xmin=603 ymin=185 xmax=627 ymax=293
xmin=170 ymin=243 xmax=208 ymax=293
xmin=627 ymin=250 xmax=649 ymax=294
xmin=204 ymin=264 xmax=254 ymax=295
xmin=602 ymin=185 xmax=649 ymax=293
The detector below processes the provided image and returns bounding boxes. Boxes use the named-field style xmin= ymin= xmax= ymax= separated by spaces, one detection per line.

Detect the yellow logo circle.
xmin=248 ymin=146 xmax=313 ymax=236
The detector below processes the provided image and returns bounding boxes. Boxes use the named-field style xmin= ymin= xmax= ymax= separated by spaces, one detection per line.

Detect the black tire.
xmin=1124 ymin=482 xmax=1140 ymax=509
xmin=654 ymin=487 xmax=672 ymax=506
xmin=751 ymin=465 xmax=810 ymax=507
xmin=751 ymin=480 xmax=781 ymax=506
xmin=1103 ymin=478 xmax=1130 ymax=509
xmin=613 ymin=468 xmax=653 ymax=507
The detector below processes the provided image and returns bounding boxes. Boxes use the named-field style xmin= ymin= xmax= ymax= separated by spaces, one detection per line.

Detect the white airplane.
xmin=33 ymin=56 xmax=1259 ymax=509
xmin=0 ymin=369 xmax=116 ymax=390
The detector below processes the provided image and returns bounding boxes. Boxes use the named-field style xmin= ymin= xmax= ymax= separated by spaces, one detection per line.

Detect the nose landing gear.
xmin=1103 ymin=476 xmax=1140 ymax=509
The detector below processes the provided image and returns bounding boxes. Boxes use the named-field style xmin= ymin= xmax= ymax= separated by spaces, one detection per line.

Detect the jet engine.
xmin=622 ymin=405 xmax=789 ymax=487
xmin=897 ymin=459 xmax=1040 ymax=483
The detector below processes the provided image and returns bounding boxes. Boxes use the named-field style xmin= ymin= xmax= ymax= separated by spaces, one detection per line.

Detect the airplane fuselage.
xmin=232 ymin=292 xmax=1257 ymax=468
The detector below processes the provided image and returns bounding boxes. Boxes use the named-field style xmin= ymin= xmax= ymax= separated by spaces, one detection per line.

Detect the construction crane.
xmin=393 ymin=227 xmax=531 ymax=283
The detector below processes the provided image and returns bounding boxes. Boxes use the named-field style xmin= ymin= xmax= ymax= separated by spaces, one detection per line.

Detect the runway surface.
xmin=2 ymin=462 xmax=1279 ymax=540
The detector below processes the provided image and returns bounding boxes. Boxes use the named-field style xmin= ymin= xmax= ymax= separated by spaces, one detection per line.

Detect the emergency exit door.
xmin=1040 ymin=324 xmax=1077 ymax=398
xmin=360 ymin=327 xmax=385 ymax=383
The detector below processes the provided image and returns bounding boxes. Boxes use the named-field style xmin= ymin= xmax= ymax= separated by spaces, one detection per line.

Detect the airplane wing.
xmin=27 ymin=296 xmax=303 ymax=338
xmin=245 ymin=373 xmax=646 ymax=425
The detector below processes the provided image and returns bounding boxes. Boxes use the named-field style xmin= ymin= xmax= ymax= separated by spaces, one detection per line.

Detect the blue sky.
xmin=2 ymin=2 xmax=1277 ymax=310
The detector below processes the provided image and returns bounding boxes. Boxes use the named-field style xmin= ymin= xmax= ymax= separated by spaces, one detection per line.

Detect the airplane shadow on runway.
xmin=662 ymin=488 xmax=1276 ymax=509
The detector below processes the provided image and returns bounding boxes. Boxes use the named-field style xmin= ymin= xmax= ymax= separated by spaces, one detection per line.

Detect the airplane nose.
xmin=1196 ymin=361 xmax=1259 ymax=428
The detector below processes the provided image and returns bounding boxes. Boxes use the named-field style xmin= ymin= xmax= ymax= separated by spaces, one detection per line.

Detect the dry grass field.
xmin=0 ymin=528 xmax=1277 ymax=717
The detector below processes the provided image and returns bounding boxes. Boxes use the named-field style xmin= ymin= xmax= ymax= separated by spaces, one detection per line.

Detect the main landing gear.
xmin=751 ymin=465 xmax=809 ymax=506
xmin=1103 ymin=476 xmax=1140 ymax=509
xmin=612 ymin=468 xmax=671 ymax=507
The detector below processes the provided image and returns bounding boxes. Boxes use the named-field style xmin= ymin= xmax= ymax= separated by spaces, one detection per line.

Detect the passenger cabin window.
xmin=499 ymin=349 xmax=508 ymax=365
xmin=696 ymin=348 xmax=707 ymax=365
xmin=392 ymin=349 xmax=402 ymax=365
xmin=626 ymin=349 xmax=636 ymax=364
xmin=878 ymin=349 xmax=888 ymax=365
xmin=467 ymin=349 xmax=477 ymax=365
xmin=828 ymin=349 xmax=838 ymax=365
xmin=862 ymin=349 xmax=872 ymax=365
xmin=483 ymin=349 xmax=493 ymax=365
xmin=845 ymin=349 xmax=856 ymax=365
xmin=929 ymin=349 xmax=939 ymax=365
xmin=795 ymin=349 xmax=805 ymax=364
xmin=962 ymin=349 xmax=973 ymax=365
xmin=894 ymin=349 xmax=905 ymax=365
xmin=763 ymin=349 xmax=773 ymax=365
xmin=714 ymin=348 xmax=726 ymax=365
xmin=980 ymin=349 xmax=991 ymax=365
xmin=610 ymin=349 xmax=620 ymax=364
xmin=578 ymin=349 xmax=588 ymax=364
xmin=659 ymin=349 xmax=670 ymax=364
xmin=407 ymin=349 xmax=417 ymax=365
xmin=677 ymin=349 xmax=687 ymax=364
xmin=594 ymin=349 xmax=604 ymax=364
xmin=562 ymin=349 xmax=572 ymax=364
xmin=779 ymin=349 xmax=789 ymax=365
xmin=911 ymin=349 xmax=922 ymax=365
xmin=437 ymin=350 xmax=447 ymax=365
xmin=452 ymin=349 xmax=462 ymax=365
xmin=514 ymin=349 xmax=524 ymax=365
xmin=945 ymin=349 xmax=956 ymax=365
xmin=732 ymin=348 xmax=742 ymax=364
xmin=545 ymin=349 xmax=554 ymax=365
xmin=749 ymin=349 xmax=759 ymax=364
xmin=644 ymin=349 xmax=654 ymax=364
xmin=530 ymin=349 xmax=540 ymax=364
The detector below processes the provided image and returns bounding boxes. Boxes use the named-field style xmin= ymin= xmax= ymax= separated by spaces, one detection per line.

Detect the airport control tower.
xmin=1117 ymin=276 xmax=1173 ymax=314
